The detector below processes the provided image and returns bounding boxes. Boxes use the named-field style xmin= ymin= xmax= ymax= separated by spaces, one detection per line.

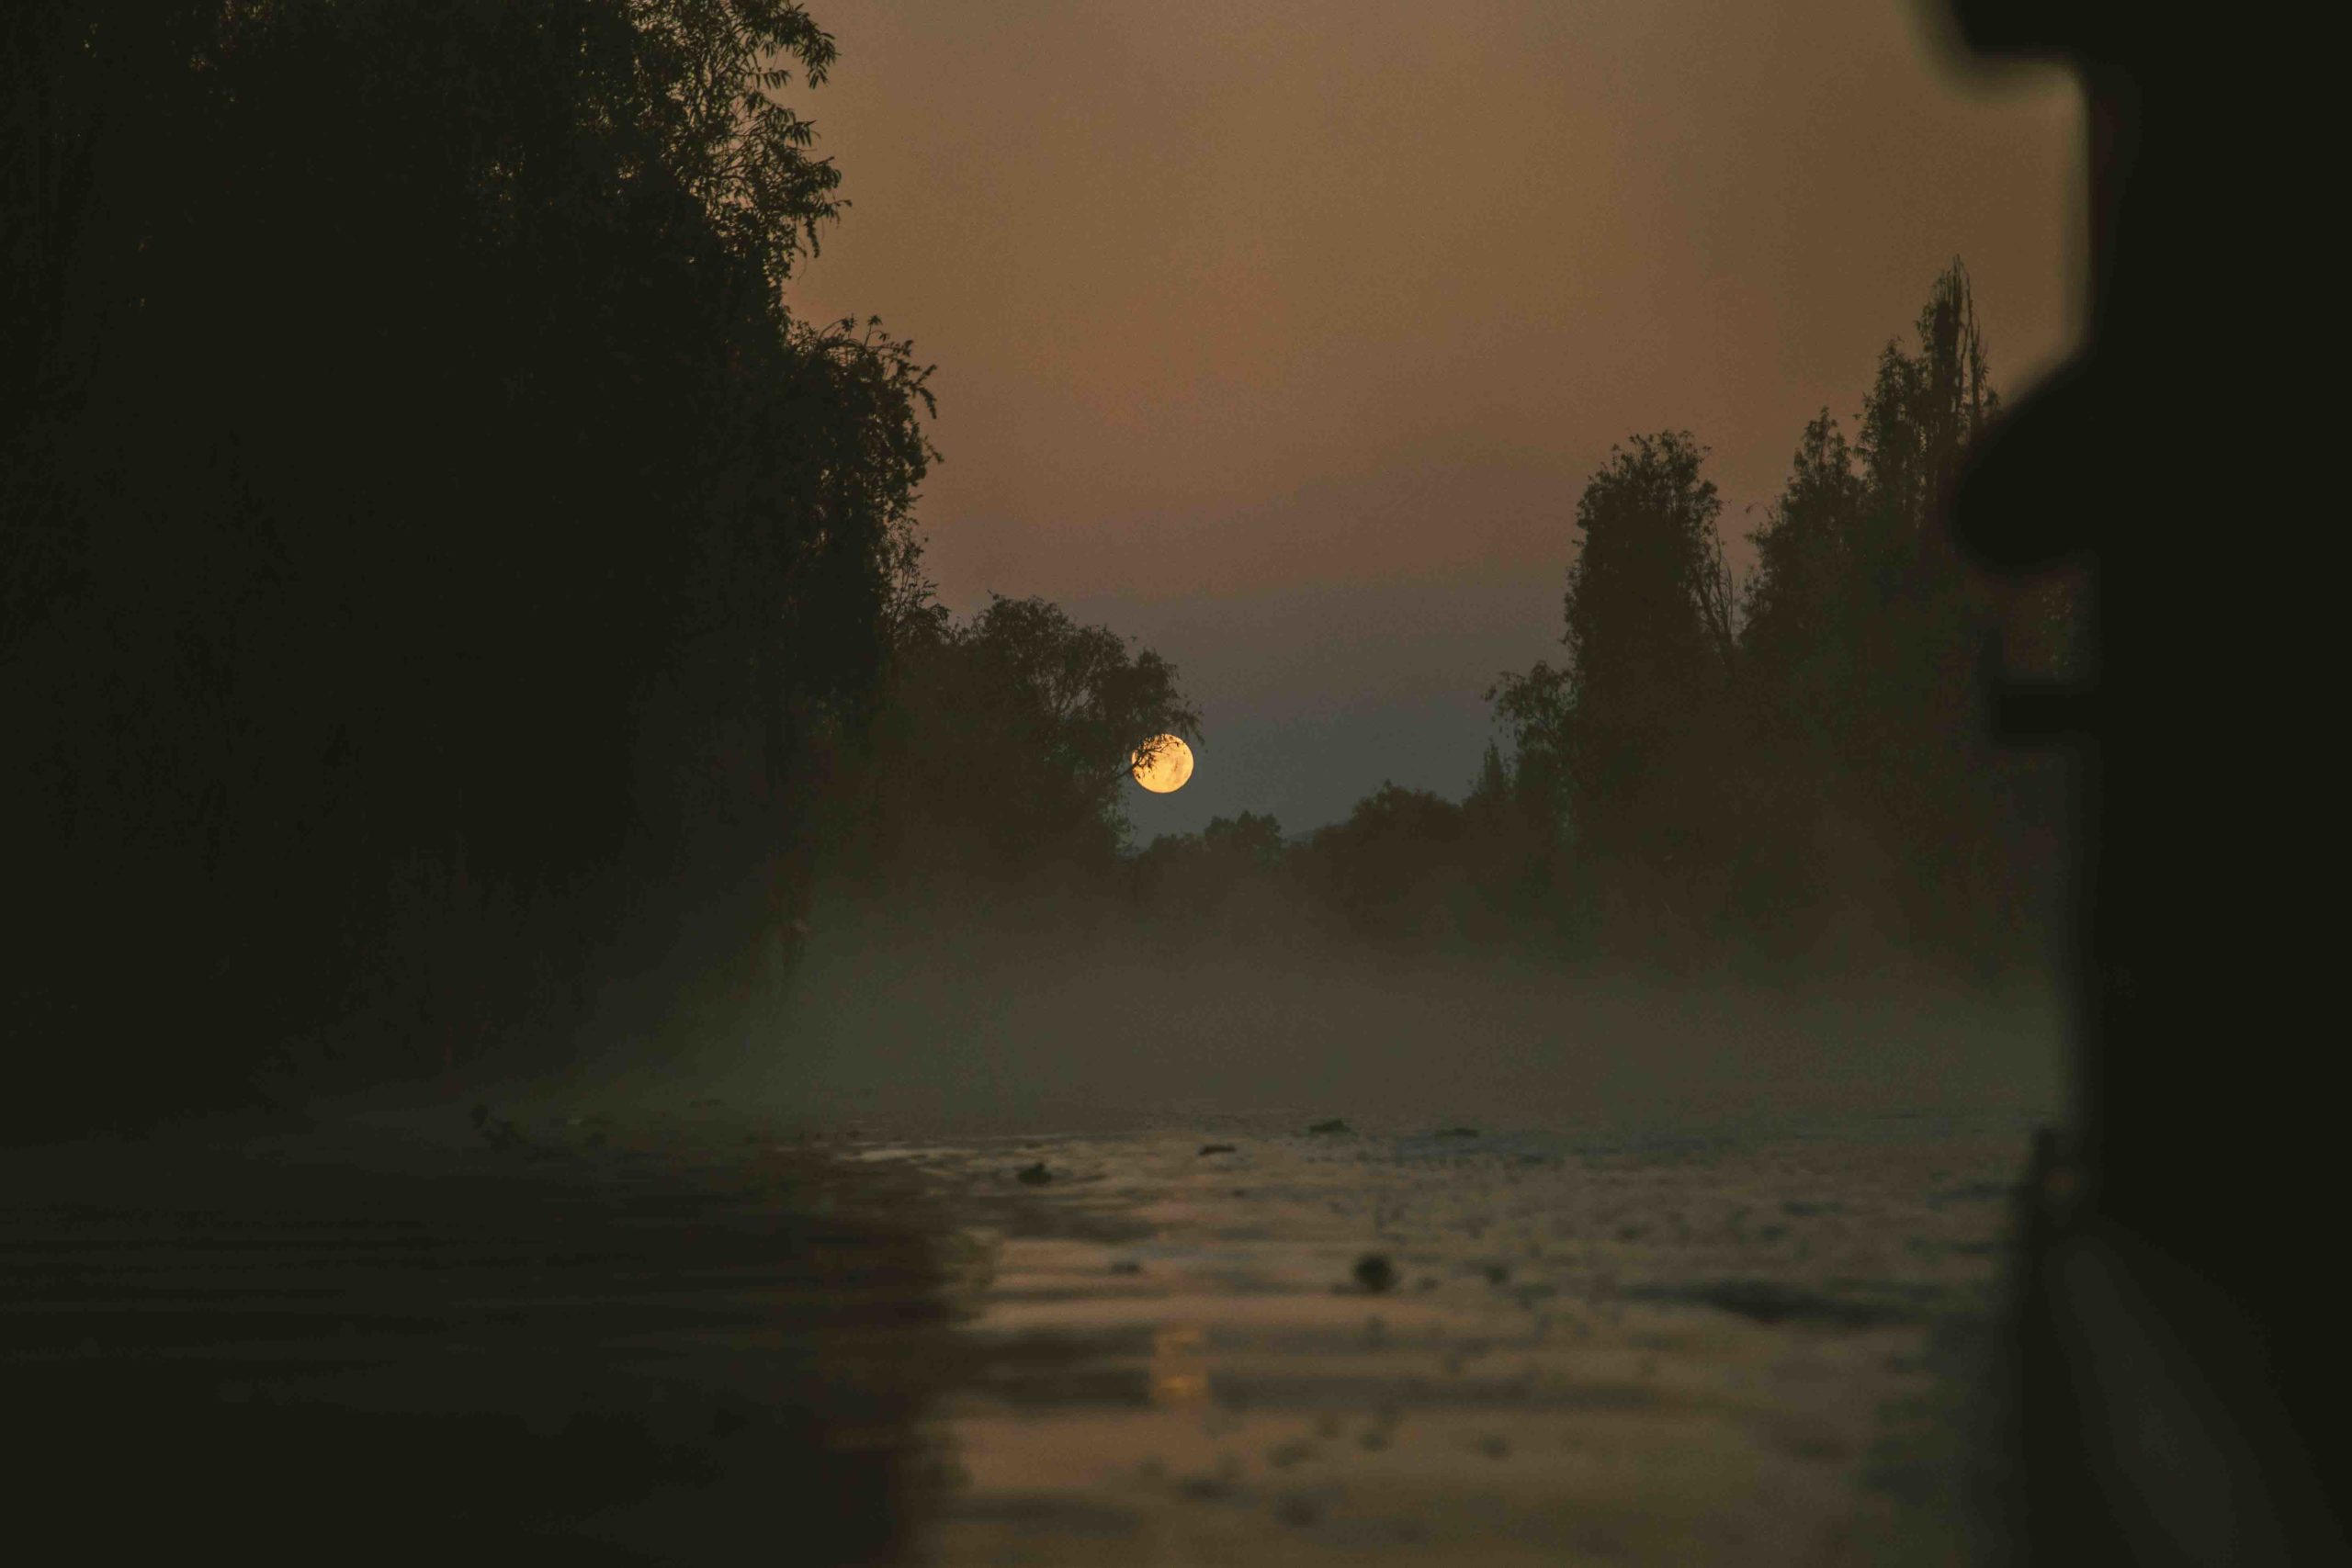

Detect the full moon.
xmin=1131 ymin=734 xmax=1194 ymax=794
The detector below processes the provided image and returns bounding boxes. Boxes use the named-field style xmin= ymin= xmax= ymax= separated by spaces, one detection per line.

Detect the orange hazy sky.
xmin=782 ymin=0 xmax=2083 ymax=835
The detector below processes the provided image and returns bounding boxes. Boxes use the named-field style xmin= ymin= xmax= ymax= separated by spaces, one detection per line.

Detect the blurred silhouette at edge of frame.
xmin=1942 ymin=5 xmax=2346 ymax=1562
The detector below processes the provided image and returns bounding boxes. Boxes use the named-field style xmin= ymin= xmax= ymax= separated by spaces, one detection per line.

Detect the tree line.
xmin=1128 ymin=263 xmax=2080 ymax=977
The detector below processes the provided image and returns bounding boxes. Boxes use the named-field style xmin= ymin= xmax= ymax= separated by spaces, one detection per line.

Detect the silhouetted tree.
xmin=1544 ymin=432 xmax=1744 ymax=948
xmin=1735 ymin=411 xmax=1883 ymax=947
xmin=1741 ymin=259 xmax=2028 ymax=961
xmin=1295 ymin=783 xmax=1472 ymax=946
xmin=826 ymin=594 xmax=1200 ymax=891
xmin=1486 ymin=660 xmax=1573 ymax=841
xmin=1457 ymin=739 xmax=1564 ymax=939
xmin=1202 ymin=810 xmax=1284 ymax=869
xmin=1743 ymin=412 xmax=1869 ymax=722
xmin=1125 ymin=811 xmax=1296 ymax=946
xmin=0 ymin=0 xmax=936 ymax=1127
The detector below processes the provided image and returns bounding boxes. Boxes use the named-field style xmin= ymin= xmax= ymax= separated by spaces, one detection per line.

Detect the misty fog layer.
xmin=543 ymin=893 xmax=2064 ymax=1140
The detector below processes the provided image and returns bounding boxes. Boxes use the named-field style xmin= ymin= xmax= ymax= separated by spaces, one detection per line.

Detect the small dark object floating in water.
xmin=1482 ymin=1263 xmax=1510 ymax=1285
xmin=1110 ymin=1260 xmax=1145 ymax=1275
xmin=1434 ymin=1126 xmax=1480 ymax=1139
xmin=1353 ymin=1253 xmax=1397 ymax=1292
xmin=1198 ymin=1143 xmax=1238 ymax=1156
xmin=1015 ymin=1162 xmax=1054 ymax=1185
xmin=1307 ymin=1119 xmax=1352 ymax=1135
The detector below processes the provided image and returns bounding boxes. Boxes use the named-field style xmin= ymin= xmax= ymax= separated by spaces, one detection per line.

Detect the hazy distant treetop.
xmin=1858 ymin=258 xmax=1998 ymax=539
xmin=1743 ymin=410 xmax=1866 ymax=679
xmin=1566 ymin=432 xmax=1736 ymax=684
xmin=1317 ymin=783 xmax=1464 ymax=849
xmin=838 ymin=593 xmax=1202 ymax=880
xmin=1202 ymin=811 xmax=1284 ymax=867
xmin=958 ymin=594 xmax=1202 ymax=798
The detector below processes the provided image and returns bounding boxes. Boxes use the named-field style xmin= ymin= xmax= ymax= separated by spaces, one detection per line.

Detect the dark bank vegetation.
xmin=3 ymin=0 xmax=944 ymax=1130
xmin=4 ymin=0 xmax=2070 ymax=1134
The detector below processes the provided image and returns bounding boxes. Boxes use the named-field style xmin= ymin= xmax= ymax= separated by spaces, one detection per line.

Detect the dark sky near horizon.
xmin=781 ymin=0 xmax=2084 ymax=838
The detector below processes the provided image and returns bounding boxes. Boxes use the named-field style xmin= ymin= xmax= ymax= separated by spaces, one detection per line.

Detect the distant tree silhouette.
xmin=1295 ymin=783 xmax=1473 ymax=946
xmin=1486 ymin=661 xmax=1573 ymax=837
xmin=1464 ymin=742 xmax=1514 ymax=839
xmin=1472 ymin=260 xmax=2062 ymax=971
xmin=1202 ymin=810 xmax=1284 ymax=869
xmin=1743 ymin=412 xmax=1869 ymax=727
xmin=826 ymin=594 xmax=1199 ymax=892
xmin=1125 ymin=811 xmax=1295 ymax=946
xmin=1458 ymin=739 xmax=1565 ymax=940
xmin=1536 ymin=431 xmax=1743 ymax=951
xmin=1741 ymin=259 xmax=2029 ymax=962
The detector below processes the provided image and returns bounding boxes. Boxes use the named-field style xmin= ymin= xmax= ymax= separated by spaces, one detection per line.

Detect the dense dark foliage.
xmin=818 ymin=592 xmax=1199 ymax=894
xmin=2 ymin=1 xmax=941 ymax=1128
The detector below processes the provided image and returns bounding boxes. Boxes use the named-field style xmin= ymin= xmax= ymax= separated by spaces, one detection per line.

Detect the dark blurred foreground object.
xmin=1945 ymin=6 xmax=2346 ymax=1560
